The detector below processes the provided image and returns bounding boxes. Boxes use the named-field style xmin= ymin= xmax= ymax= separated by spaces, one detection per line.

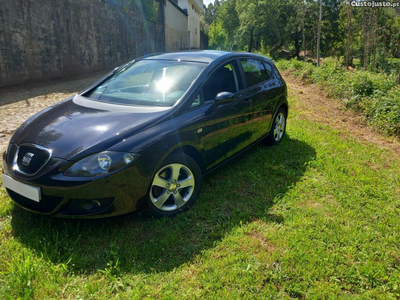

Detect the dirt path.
xmin=0 ymin=71 xmax=399 ymax=155
xmin=284 ymin=72 xmax=400 ymax=154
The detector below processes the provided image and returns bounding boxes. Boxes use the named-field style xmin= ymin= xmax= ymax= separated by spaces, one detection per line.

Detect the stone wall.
xmin=0 ymin=0 xmax=165 ymax=88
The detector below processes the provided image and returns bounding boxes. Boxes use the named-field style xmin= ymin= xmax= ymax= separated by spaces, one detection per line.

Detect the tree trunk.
xmin=371 ymin=9 xmax=378 ymax=72
xmin=256 ymin=31 xmax=261 ymax=51
xmin=294 ymin=33 xmax=301 ymax=58
xmin=269 ymin=39 xmax=283 ymax=57
xmin=269 ymin=22 xmax=283 ymax=57
xmin=317 ymin=0 xmax=322 ymax=66
xmin=248 ymin=26 xmax=255 ymax=52
xmin=363 ymin=11 xmax=370 ymax=71
xmin=345 ymin=5 xmax=352 ymax=69
xmin=302 ymin=6 xmax=306 ymax=57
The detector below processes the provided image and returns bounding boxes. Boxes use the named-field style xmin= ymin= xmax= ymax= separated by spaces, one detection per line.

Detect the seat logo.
xmin=22 ymin=152 xmax=35 ymax=166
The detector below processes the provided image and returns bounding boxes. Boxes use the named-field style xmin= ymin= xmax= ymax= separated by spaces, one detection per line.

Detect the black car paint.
xmin=2 ymin=51 xmax=288 ymax=218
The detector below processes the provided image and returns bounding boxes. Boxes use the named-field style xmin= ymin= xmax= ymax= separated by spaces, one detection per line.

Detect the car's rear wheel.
xmin=263 ymin=107 xmax=287 ymax=146
xmin=147 ymin=154 xmax=202 ymax=217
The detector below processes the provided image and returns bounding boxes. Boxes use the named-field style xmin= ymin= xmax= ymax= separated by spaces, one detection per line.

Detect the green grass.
xmin=1 ymin=92 xmax=400 ymax=299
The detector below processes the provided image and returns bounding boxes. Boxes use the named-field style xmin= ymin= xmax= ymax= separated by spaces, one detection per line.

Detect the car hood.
xmin=10 ymin=95 xmax=171 ymax=160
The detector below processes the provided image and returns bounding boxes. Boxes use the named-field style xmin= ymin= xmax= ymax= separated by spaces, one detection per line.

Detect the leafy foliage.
xmin=203 ymin=0 xmax=220 ymax=25
xmin=209 ymin=0 xmax=239 ymax=50
xmin=206 ymin=0 xmax=400 ymax=73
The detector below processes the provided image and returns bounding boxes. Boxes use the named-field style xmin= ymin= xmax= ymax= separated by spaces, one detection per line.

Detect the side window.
xmin=190 ymin=94 xmax=201 ymax=109
xmin=263 ymin=62 xmax=273 ymax=79
xmin=240 ymin=59 xmax=270 ymax=87
xmin=203 ymin=63 xmax=238 ymax=101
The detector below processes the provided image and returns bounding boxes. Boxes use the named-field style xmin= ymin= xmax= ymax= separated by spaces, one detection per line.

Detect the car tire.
xmin=263 ymin=107 xmax=287 ymax=146
xmin=147 ymin=154 xmax=202 ymax=217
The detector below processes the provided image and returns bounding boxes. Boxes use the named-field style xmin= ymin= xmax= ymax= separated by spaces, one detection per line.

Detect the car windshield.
xmin=83 ymin=60 xmax=206 ymax=107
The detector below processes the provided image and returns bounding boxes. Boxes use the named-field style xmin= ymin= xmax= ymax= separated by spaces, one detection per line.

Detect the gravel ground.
xmin=0 ymin=72 xmax=106 ymax=153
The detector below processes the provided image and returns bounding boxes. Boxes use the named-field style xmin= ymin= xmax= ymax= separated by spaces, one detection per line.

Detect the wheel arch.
xmin=168 ymin=145 xmax=204 ymax=173
xmin=148 ymin=142 xmax=204 ymax=181
xmin=271 ymin=101 xmax=288 ymax=124
xmin=280 ymin=103 xmax=288 ymax=116
xmin=267 ymin=102 xmax=288 ymax=135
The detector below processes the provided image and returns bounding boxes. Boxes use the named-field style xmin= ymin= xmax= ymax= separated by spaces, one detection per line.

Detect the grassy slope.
xmin=275 ymin=58 xmax=400 ymax=137
xmin=1 ymin=90 xmax=400 ymax=299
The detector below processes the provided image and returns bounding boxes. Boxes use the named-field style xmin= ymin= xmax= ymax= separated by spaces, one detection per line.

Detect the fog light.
xmin=67 ymin=197 xmax=114 ymax=214
xmin=81 ymin=199 xmax=102 ymax=211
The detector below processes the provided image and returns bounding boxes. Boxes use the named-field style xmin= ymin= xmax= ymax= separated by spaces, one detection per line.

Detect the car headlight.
xmin=64 ymin=151 xmax=140 ymax=177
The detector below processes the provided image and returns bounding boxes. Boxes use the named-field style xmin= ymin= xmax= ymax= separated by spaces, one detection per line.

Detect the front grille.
xmin=7 ymin=189 xmax=64 ymax=213
xmin=16 ymin=144 xmax=51 ymax=175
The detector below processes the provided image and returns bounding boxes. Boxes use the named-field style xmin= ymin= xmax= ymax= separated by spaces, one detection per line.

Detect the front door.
xmin=200 ymin=61 xmax=253 ymax=170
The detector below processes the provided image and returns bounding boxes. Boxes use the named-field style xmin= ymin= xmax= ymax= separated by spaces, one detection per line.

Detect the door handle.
xmin=245 ymin=99 xmax=253 ymax=107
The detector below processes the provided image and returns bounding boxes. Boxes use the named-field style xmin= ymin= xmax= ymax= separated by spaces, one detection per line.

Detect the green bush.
xmin=275 ymin=58 xmax=399 ymax=137
xmin=369 ymin=86 xmax=400 ymax=135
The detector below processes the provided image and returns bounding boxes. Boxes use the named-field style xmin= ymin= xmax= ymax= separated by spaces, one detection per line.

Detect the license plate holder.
xmin=2 ymin=174 xmax=41 ymax=202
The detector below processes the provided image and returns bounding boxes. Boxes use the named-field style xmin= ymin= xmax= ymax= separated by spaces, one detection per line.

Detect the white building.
xmin=176 ymin=0 xmax=203 ymax=49
xmin=164 ymin=0 xmax=203 ymax=51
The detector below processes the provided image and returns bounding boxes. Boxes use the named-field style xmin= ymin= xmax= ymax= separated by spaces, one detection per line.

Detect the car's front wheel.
xmin=147 ymin=154 xmax=202 ymax=217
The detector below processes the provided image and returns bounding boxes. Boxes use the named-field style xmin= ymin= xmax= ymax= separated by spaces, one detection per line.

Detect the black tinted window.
xmin=240 ymin=59 xmax=270 ymax=87
xmin=190 ymin=94 xmax=201 ymax=108
xmin=203 ymin=63 xmax=237 ymax=101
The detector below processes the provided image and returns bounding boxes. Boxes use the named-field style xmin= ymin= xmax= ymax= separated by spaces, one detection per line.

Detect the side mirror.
xmin=215 ymin=92 xmax=235 ymax=105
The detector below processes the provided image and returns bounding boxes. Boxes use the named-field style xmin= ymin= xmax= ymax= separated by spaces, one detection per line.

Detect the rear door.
xmin=200 ymin=61 xmax=253 ymax=170
xmin=239 ymin=58 xmax=279 ymax=142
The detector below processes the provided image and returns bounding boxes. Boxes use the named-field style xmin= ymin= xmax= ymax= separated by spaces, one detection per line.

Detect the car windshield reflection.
xmin=83 ymin=60 xmax=206 ymax=107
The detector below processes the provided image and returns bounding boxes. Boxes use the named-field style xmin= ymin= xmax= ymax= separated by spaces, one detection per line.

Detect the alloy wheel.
xmin=150 ymin=163 xmax=195 ymax=211
xmin=273 ymin=113 xmax=286 ymax=142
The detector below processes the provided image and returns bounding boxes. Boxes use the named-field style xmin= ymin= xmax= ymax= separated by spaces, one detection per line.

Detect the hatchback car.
xmin=2 ymin=51 xmax=288 ymax=218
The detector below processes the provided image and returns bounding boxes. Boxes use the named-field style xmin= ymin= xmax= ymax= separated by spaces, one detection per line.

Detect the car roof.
xmin=142 ymin=50 xmax=272 ymax=64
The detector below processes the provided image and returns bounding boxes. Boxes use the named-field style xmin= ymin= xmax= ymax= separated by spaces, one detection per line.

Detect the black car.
xmin=1 ymin=51 xmax=288 ymax=218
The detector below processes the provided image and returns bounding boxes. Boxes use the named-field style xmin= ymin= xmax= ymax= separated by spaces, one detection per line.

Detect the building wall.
xmin=177 ymin=0 xmax=202 ymax=49
xmin=165 ymin=0 xmax=188 ymax=51
xmin=0 ymin=0 xmax=165 ymax=88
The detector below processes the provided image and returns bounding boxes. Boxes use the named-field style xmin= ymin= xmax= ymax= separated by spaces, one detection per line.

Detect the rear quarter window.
xmin=263 ymin=61 xmax=273 ymax=79
xmin=240 ymin=58 xmax=270 ymax=87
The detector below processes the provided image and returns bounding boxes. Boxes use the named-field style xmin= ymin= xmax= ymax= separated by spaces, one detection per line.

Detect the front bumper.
xmin=2 ymin=151 xmax=150 ymax=218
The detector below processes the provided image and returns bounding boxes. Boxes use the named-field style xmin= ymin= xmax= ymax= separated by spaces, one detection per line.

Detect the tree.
xmin=209 ymin=0 xmax=239 ymax=50
xmin=207 ymin=0 xmax=399 ymax=73
xmin=317 ymin=0 xmax=322 ymax=66
xmin=341 ymin=1 xmax=353 ymax=68
xmin=203 ymin=0 xmax=220 ymax=25
xmin=302 ymin=2 xmax=307 ymax=56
